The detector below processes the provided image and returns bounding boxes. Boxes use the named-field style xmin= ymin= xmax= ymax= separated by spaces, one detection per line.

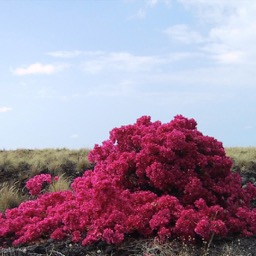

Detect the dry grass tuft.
xmin=0 ymin=183 xmax=26 ymax=212
xmin=48 ymin=174 xmax=71 ymax=193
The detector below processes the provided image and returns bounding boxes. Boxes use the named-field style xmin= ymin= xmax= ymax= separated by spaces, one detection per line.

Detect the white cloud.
xmin=129 ymin=8 xmax=147 ymax=19
xmin=46 ymin=50 xmax=82 ymax=58
xmin=206 ymin=4 xmax=256 ymax=64
xmin=82 ymin=52 xmax=165 ymax=74
xmin=213 ymin=51 xmax=244 ymax=64
xmin=140 ymin=91 xmax=225 ymax=106
xmin=147 ymin=0 xmax=158 ymax=6
xmin=147 ymin=0 xmax=171 ymax=7
xmin=12 ymin=63 xmax=69 ymax=76
xmin=79 ymin=51 xmax=200 ymax=76
xmin=243 ymin=125 xmax=253 ymax=130
xmin=43 ymin=49 xmax=199 ymax=75
xmin=178 ymin=0 xmax=237 ymax=24
xmin=0 ymin=107 xmax=12 ymax=113
xmin=46 ymin=50 xmax=106 ymax=59
xmin=71 ymin=134 xmax=79 ymax=139
xmin=162 ymin=1 xmax=256 ymax=65
xmin=164 ymin=24 xmax=205 ymax=44
xmin=129 ymin=0 xmax=171 ymax=19
xmin=138 ymin=61 xmax=255 ymax=90
xmin=137 ymin=8 xmax=147 ymax=18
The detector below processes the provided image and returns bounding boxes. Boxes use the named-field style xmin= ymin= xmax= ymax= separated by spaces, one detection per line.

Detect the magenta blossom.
xmin=26 ymin=174 xmax=52 ymax=196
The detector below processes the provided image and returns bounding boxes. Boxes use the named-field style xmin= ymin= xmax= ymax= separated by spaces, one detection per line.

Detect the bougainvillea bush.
xmin=0 ymin=115 xmax=256 ymax=247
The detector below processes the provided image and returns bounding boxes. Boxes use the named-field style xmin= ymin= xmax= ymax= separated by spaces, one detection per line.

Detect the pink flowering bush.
xmin=0 ymin=115 xmax=256 ymax=247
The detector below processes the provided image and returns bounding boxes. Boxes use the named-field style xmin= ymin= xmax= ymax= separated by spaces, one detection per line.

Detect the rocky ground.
xmin=0 ymin=236 xmax=255 ymax=256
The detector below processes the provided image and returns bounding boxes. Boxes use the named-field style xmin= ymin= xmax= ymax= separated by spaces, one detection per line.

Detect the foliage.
xmin=0 ymin=115 xmax=256 ymax=247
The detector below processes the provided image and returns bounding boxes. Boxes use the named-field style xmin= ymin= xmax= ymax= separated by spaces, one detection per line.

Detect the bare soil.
xmin=0 ymin=236 xmax=255 ymax=256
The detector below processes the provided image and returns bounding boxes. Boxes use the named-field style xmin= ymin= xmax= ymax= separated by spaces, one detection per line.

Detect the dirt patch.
xmin=0 ymin=236 xmax=255 ymax=256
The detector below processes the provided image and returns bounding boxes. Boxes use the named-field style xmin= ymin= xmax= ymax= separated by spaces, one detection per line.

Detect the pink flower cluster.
xmin=25 ymin=174 xmax=52 ymax=196
xmin=0 ymin=115 xmax=256 ymax=247
xmin=25 ymin=174 xmax=59 ymax=196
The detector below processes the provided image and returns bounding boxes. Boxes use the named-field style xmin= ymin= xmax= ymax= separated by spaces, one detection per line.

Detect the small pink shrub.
xmin=25 ymin=174 xmax=52 ymax=196
xmin=0 ymin=115 xmax=256 ymax=247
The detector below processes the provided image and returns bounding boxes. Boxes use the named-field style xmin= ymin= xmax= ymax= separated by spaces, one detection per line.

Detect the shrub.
xmin=0 ymin=115 xmax=256 ymax=247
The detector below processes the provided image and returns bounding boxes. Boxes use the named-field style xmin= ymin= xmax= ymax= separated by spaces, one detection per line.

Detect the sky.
xmin=0 ymin=0 xmax=256 ymax=150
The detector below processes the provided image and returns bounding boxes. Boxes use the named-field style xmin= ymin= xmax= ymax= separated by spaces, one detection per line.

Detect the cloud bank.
xmin=12 ymin=63 xmax=68 ymax=76
xmin=0 ymin=107 xmax=12 ymax=113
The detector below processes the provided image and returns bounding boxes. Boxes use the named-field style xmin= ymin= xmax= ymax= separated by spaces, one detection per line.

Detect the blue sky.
xmin=1 ymin=0 xmax=256 ymax=149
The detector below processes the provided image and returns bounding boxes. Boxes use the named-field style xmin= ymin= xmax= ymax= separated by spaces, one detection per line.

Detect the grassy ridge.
xmin=1 ymin=147 xmax=255 ymax=178
xmin=0 ymin=148 xmax=92 ymax=184
xmin=0 ymin=148 xmax=91 ymax=172
xmin=225 ymin=147 xmax=256 ymax=171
